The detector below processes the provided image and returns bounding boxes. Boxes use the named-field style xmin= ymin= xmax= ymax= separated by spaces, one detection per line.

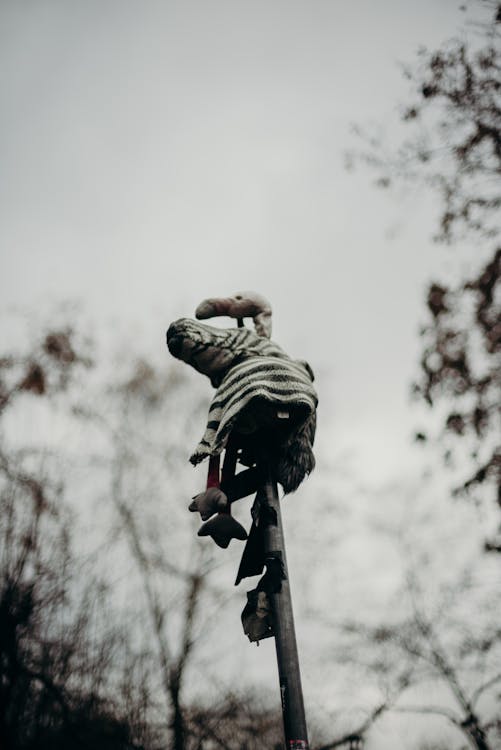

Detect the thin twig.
xmin=315 ymin=703 xmax=387 ymax=750
xmin=471 ymin=673 xmax=501 ymax=708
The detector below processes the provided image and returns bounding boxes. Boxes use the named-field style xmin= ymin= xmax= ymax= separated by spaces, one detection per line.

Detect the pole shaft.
xmin=262 ymin=473 xmax=309 ymax=750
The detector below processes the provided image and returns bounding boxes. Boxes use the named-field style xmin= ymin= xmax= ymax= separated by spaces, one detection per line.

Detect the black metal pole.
xmin=262 ymin=469 xmax=309 ymax=750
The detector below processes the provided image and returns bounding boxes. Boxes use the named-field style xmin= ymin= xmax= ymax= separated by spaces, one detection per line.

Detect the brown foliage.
xmin=352 ymin=1 xmax=501 ymax=522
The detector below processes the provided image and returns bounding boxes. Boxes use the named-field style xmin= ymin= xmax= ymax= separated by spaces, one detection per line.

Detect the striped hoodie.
xmin=167 ymin=318 xmax=317 ymax=491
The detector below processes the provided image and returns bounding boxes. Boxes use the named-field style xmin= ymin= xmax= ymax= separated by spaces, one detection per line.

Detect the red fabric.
xmin=206 ymin=454 xmax=220 ymax=489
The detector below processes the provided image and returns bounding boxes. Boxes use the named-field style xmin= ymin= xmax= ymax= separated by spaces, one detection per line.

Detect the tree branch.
xmin=315 ymin=704 xmax=387 ymax=750
xmin=391 ymin=704 xmax=461 ymax=726
xmin=471 ymin=673 xmax=501 ymax=708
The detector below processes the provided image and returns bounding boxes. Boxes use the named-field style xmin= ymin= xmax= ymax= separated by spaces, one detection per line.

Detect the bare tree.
xmin=314 ymin=704 xmax=387 ymax=750
xmin=0 ymin=326 xmax=154 ymax=750
xmin=82 ymin=356 xmax=243 ymax=750
xmin=184 ymin=690 xmax=285 ymax=750
xmin=341 ymin=566 xmax=501 ymax=750
xmin=110 ymin=453 xmax=208 ymax=750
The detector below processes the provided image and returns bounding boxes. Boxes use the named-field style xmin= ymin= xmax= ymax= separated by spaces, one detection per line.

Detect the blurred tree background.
xmin=0 ymin=320 xmax=286 ymax=749
xmin=350 ymin=0 xmax=500 ymax=541
xmin=0 ymin=1 xmax=500 ymax=749
xmin=332 ymin=1 xmax=501 ymax=747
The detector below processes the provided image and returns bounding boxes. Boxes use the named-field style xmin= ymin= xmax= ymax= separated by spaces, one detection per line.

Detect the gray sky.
xmin=2 ymin=2 xmax=497 ymax=746
xmin=0 ymin=0 xmax=468 ymax=485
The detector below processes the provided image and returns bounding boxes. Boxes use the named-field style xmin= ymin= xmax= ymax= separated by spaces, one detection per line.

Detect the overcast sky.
xmin=2 ymin=2 xmax=494 ymax=745
xmin=0 ymin=0 xmax=472 ymax=487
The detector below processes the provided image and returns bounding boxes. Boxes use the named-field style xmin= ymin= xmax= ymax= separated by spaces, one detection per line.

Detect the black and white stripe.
xmin=190 ymin=354 xmax=317 ymax=465
xmin=167 ymin=317 xmax=318 ymax=482
xmin=167 ymin=318 xmax=292 ymax=386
